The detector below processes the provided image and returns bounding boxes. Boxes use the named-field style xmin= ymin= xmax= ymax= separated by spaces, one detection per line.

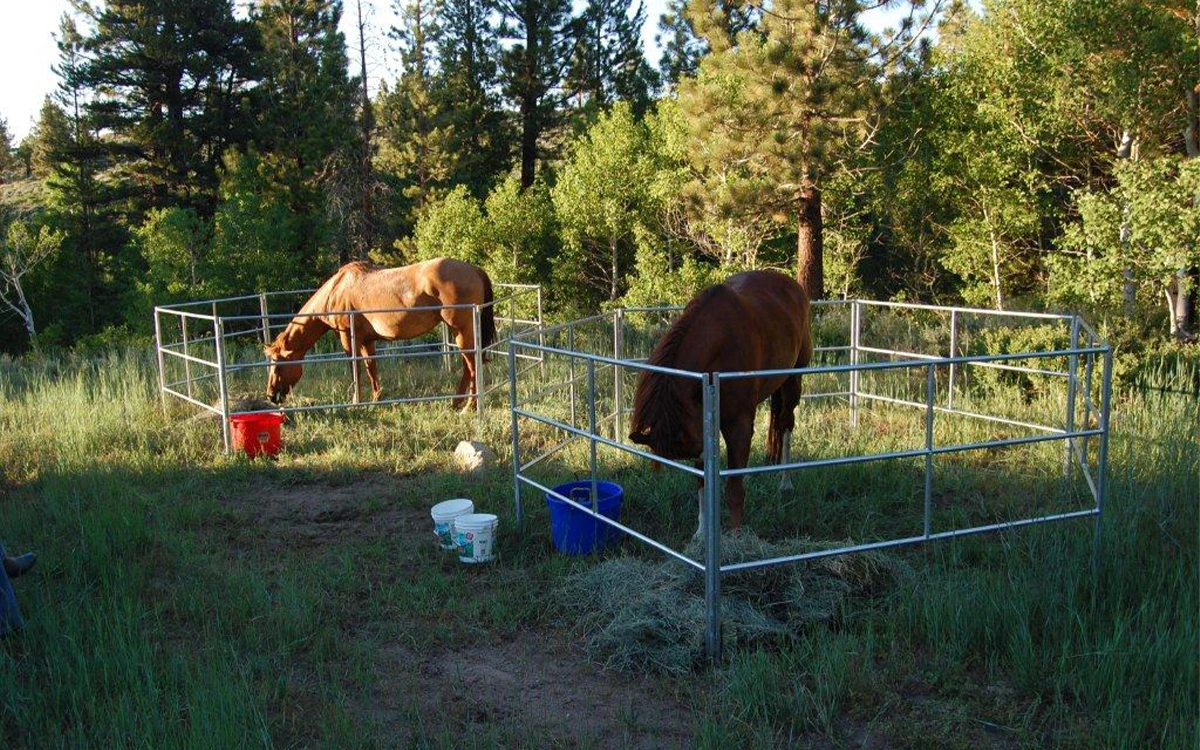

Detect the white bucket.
xmin=431 ymin=499 xmax=474 ymax=550
xmin=454 ymin=513 xmax=499 ymax=564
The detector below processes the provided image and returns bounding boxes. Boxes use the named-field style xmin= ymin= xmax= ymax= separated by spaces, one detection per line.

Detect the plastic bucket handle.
xmin=569 ymin=487 xmax=595 ymax=505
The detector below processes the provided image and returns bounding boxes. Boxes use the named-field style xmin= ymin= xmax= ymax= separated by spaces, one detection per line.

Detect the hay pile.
xmin=227 ymin=394 xmax=277 ymax=413
xmin=557 ymin=531 xmax=909 ymax=675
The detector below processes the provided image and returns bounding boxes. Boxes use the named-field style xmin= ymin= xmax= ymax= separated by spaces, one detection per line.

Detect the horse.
xmin=263 ymin=258 xmax=496 ymax=410
xmin=628 ymin=270 xmax=813 ymax=538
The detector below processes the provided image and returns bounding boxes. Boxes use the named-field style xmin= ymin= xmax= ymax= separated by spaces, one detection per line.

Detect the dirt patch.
xmin=216 ymin=475 xmax=429 ymax=553
xmin=371 ymin=629 xmax=697 ymax=748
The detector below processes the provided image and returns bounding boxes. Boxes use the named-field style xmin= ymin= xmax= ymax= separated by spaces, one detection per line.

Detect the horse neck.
xmin=277 ymin=315 xmax=330 ymax=359
xmin=635 ymin=304 xmax=719 ymax=425
xmin=651 ymin=291 xmax=730 ymax=374
xmin=276 ymin=282 xmax=341 ymax=358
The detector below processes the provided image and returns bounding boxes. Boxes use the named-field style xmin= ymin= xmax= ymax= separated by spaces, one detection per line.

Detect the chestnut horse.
xmin=264 ymin=258 xmax=496 ymax=409
xmin=628 ymin=270 xmax=812 ymax=537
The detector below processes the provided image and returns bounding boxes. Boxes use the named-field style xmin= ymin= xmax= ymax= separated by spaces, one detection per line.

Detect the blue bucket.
xmin=546 ymin=480 xmax=625 ymax=555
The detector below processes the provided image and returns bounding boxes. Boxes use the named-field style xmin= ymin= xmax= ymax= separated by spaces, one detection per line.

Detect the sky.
xmin=0 ymin=0 xmax=911 ymax=143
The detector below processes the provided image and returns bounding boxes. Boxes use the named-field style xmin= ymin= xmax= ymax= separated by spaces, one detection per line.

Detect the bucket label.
xmin=434 ymin=520 xmax=455 ymax=549
xmin=456 ymin=530 xmax=474 ymax=558
xmin=456 ymin=526 xmax=494 ymax=562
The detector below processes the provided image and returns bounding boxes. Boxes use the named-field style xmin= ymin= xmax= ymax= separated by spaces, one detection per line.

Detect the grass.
xmin=0 ymin=341 xmax=1196 ymax=748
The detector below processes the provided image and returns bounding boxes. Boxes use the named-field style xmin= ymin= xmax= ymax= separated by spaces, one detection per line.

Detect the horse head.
xmin=628 ymin=373 xmax=702 ymax=461
xmin=264 ymin=341 xmax=303 ymax=404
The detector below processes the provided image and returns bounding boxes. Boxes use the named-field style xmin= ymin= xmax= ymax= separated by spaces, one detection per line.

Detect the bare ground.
xmin=371 ymin=632 xmax=697 ymax=748
xmin=213 ymin=473 xmax=699 ymax=747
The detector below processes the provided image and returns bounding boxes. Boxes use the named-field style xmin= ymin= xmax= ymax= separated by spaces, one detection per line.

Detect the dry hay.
xmin=226 ymin=394 xmax=278 ymax=413
xmin=557 ymin=531 xmax=910 ymax=675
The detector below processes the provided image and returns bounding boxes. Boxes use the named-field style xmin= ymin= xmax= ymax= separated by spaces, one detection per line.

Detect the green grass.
xmin=0 ymin=345 xmax=1196 ymax=748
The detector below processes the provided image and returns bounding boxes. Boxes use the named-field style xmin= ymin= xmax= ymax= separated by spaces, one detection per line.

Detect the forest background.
xmin=0 ymin=0 xmax=1196 ymax=384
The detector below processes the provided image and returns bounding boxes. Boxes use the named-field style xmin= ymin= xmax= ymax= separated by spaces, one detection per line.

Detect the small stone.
xmin=454 ymin=440 xmax=495 ymax=473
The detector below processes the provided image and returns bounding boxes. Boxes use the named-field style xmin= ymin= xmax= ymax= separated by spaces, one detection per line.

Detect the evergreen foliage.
xmin=0 ymin=0 xmax=1196 ymax=352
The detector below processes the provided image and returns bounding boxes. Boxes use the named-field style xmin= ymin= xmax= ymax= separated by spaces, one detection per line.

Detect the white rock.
xmin=454 ymin=440 xmax=495 ymax=473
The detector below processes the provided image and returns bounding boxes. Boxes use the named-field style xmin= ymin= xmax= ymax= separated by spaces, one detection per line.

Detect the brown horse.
xmin=628 ymin=270 xmax=812 ymax=537
xmin=264 ymin=258 xmax=496 ymax=409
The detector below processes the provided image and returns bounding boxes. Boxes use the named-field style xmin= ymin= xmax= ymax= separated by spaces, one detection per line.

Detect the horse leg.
xmin=770 ymin=375 xmax=802 ymax=494
xmin=360 ymin=340 xmax=382 ymax=401
xmin=722 ymin=418 xmax=754 ymax=531
xmin=338 ymin=330 xmax=359 ymax=402
xmin=451 ymin=325 xmax=476 ymax=411
xmin=693 ymin=461 xmax=706 ymax=541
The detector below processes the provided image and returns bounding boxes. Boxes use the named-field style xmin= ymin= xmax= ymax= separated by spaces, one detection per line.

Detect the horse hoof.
xmin=779 ymin=477 xmax=794 ymax=495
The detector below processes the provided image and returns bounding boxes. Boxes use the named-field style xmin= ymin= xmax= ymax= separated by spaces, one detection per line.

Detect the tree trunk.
xmin=1186 ymin=87 xmax=1199 ymax=158
xmin=354 ymin=0 xmax=374 ymax=263
xmin=610 ymin=237 xmax=619 ymax=301
xmin=1116 ymin=130 xmax=1137 ymax=314
xmin=981 ymin=204 xmax=1005 ymax=310
xmin=1165 ymin=273 xmax=1193 ymax=340
xmin=520 ymin=100 xmax=537 ymax=190
xmin=10 ymin=279 xmax=36 ymax=343
xmin=519 ymin=10 xmax=539 ymax=191
xmin=1186 ymin=38 xmax=1200 ymax=338
xmin=796 ymin=186 xmax=824 ymax=300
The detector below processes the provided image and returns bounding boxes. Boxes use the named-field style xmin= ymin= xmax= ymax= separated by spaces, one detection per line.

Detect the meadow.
xmin=0 ymin=335 xmax=1195 ymax=748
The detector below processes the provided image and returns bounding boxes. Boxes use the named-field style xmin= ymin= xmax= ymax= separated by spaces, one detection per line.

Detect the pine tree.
xmin=74 ymin=0 xmax=260 ymax=217
xmin=39 ymin=14 xmax=128 ymax=334
xmin=495 ymin=0 xmax=576 ymax=189
xmin=255 ymin=0 xmax=360 ymax=269
xmin=567 ymin=0 xmax=658 ymax=117
xmin=0 ymin=118 xmax=18 ymax=183
xmin=655 ymin=0 xmax=755 ymax=87
xmin=679 ymin=0 xmax=880 ymax=300
xmin=377 ymin=0 xmax=456 ymax=213
xmin=435 ymin=0 xmax=511 ymax=194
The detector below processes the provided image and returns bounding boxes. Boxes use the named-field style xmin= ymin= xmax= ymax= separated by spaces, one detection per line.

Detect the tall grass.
xmin=0 ymin=347 xmax=1195 ymax=747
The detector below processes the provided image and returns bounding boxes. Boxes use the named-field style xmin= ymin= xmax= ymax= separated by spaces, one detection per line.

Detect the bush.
xmin=618 ymin=242 xmax=723 ymax=310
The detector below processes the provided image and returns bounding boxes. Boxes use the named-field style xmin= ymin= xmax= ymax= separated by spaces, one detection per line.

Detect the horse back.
xmin=721 ymin=270 xmax=812 ymax=371
xmin=330 ymin=258 xmax=487 ymax=311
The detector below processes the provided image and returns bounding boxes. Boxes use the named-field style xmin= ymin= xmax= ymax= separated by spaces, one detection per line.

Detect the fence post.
xmin=1081 ymin=343 xmax=1096 ymax=463
xmin=1092 ymin=348 xmax=1113 ymax=576
xmin=536 ymin=286 xmax=546 ymax=377
xmin=947 ymin=310 xmax=959 ymax=409
xmin=1064 ymin=316 xmax=1080 ymax=478
xmin=587 ymin=359 xmax=599 ymax=512
xmin=441 ymin=320 xmax=452 ymax=373
xmin=473 ymin=304 xmax=485 ymax=413
xmin=613 ymin=309 xmax=624 ymax=441
xmin=849 ymin=300 xmax=861 ymax=428
xmin=153 ymin=307 xmax=167 ymax=412
xmin=703 ymin=374 xmax=722 ymax=663
xmin=259 ymin=293 xmax=271 ymax=346
xmin=214 ymin=316 xmax=231 ymax=454
xmin=509 ymin=342 xmax=523 ymax=527
xmin=182 ymin=315 xmax=194 ymax=400
xmin=568 ymin=323 xmax=578 ymax=426
xmin=924 ymin=363 xmax=936 ymax=538
xmin=349 ymin=311 xmax=361 ymax=405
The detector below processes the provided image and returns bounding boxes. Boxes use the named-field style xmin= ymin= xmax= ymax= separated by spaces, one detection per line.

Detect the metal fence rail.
xmin=155 ymin=282 xmax=544 ymax=452
xmin=508 ymin=300 xmax=1112 ymax=662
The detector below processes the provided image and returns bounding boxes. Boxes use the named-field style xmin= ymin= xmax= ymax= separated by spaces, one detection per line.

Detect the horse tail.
xmin=480 ymin=269 xmax=497 ymax=357
xmin=768 ymin=390 xmax=784 ymax=464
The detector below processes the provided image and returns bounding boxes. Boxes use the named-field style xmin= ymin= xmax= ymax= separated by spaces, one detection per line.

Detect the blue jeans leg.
xmin=0 ymin=544 xmax=24 ymax=636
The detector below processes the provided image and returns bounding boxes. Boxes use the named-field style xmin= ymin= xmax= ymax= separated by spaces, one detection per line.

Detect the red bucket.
xmin=229 ymin=412 xmax=286 ymax=458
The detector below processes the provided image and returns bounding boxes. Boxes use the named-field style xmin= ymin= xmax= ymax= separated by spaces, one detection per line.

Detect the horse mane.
xmin=631 ymin=285 xmax=729 ymax=438
xmin=266 ymin=262 xmax=376 ymax=359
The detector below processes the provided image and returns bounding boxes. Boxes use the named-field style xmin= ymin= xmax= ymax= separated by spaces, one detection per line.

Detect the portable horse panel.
xmin=154 ymin=283 xmax=544 ymax=452
xmin=507 ymin=300 xmax=1112 ymax=661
